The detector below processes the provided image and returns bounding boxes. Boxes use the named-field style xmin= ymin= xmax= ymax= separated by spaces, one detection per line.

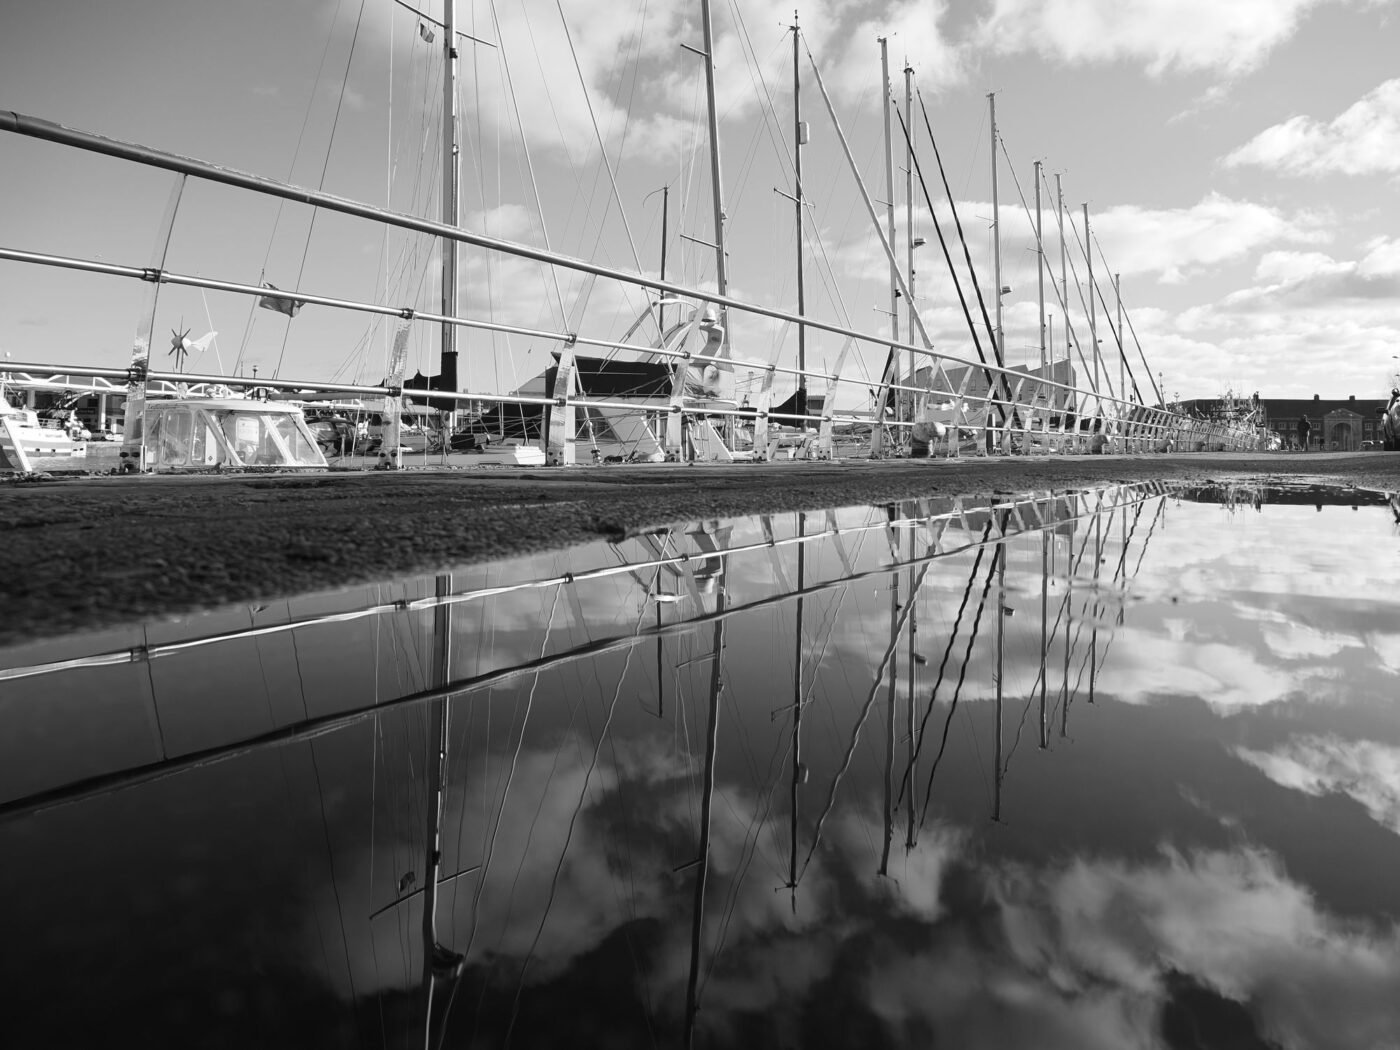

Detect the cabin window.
xmin=273 ymin=414 xmax=320 ymax=465
xmin=152 ymin=408 xmax=194 ymax=466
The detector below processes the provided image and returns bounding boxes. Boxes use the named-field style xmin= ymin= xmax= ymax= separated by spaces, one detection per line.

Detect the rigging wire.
xmin=917 ymin=537 xmax=1002 ymax=827
xmin=1089 ymin=225 xmax=1163 ymax=403
xmin=274 ymin=0 xmax=371 ymax=380
xmin=1056 ymin=195 xmax=1123 ymax=403
xmin=233 ymin=0 xmax=348 ymax=375
xmin=915 ymin=86 xmax=1010 ymax=412
xmin=897 ymin=521 xmax=992 ymax=807
xmin=489 ymin=0 xmax=568 ymax=330
xmin=797 ymin=562 xmax=930 ymax=882
xmin=501 ymin=607 xmax=647 ymax=1047
xmin=894 ymin=101 xmax=997 ymax=398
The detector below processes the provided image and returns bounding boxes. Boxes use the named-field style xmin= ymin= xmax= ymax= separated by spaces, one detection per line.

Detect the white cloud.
xmin=1238 ymin=734 xmax=1400 ymax=836
xmin=976 ymin=0 xmax=1353 ymax=77
xmin=1258 ymin=620 xmax=1358 ymax=661
xmin=1224 ymin=78 xmax=1400 ymax=177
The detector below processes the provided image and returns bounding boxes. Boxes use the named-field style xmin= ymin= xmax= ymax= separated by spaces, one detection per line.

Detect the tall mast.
xmin=1115 ymin=272 xmax=1123 ymax=410
xmin=792 ymin=13 xmax=806 ymax=414
xmin=659 ymin=185 xmax=669 ymax=335
xmin=440 ymin=0 xmax=460 ymax=419
xmin=1035 ymin=160 xmax=1045 ymax=384
xmin=989 ymin=92 xmax=1005 ymax=450
xmin=699 ymin=0 xmax=729 ymax=313
xmin=1057 ymin=175 xmax=1068 ymax=369
xmin=1085 ymin=203 xmax=1097 ymax=398
xmin=904 ymin=63 xmax=916 ymax=412
xmin=880 ymin=38 xmax=900 ymax=435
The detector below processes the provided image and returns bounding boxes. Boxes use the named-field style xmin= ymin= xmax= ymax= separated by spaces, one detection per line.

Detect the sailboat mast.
xmin=660 ymin=185 xmax=669 ymax=336
xmin=440 ymin=0 xmax=460 ymax=419
xmin=1056 ymin=174 xmax=1069 ymax=430
xmin=989 ymin=92 xmax=1005 ymax=452
xmin=792 ymin=13 xmax=806 ymax=413
xmin=904 ymin=63 xmax=916 ymax=404
xmin=880 ymin=38 xmax=900 ymax=433
xmin=699 ymin=0 xmax=729 ymax=311
xmin=1035 ymin=161 xmax=1045 ymax=382
xmin=1085 ymin=203 xmax=1097 ymax=398
xmin=1116 ymin=272 xmax=1124 ymax=414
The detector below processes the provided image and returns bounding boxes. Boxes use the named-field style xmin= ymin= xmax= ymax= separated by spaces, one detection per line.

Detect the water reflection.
xmin=2 ymin=481 xmax=1399 ymax=1049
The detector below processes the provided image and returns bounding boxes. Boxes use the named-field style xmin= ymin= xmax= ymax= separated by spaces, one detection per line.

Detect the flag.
xmin=257 ymin=283 xmax=305 ymax=318
xmin=418 ymin=21 xmax=435 ymax=43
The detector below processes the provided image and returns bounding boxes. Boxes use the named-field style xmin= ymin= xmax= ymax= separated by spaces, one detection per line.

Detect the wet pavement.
xmin=3 ymin=479 xmax=1399 ymax=1048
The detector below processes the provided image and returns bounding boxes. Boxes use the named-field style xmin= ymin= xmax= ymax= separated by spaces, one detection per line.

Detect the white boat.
xmin=0 ymin=400 xmax=88 ymax=472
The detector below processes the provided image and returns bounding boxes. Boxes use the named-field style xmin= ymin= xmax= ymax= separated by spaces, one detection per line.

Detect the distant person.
xmin=1297 ymin=414 xmax=1311 ymax=451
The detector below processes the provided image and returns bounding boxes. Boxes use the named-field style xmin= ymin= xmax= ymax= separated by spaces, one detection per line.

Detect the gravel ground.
xmin=2 ymin=451 xmax=1397 ymax=648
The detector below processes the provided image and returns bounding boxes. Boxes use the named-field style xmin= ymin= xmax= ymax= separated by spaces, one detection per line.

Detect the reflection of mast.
xmin=1089 ymin=490 xmax=1102 ymax=703
xmin=421 ymin=572 xmax=457 ymax=1049
xmin=801 ymin=561 xmax=928 ymax=878
xmin=993 ymin=510 xmax=1007 ymax=823
xmin=880 ymin=507 xmax=899 ymax=875
xmin=786 ymin=511 xmax=806 ymax=911
xmin=684 ymin=561 xmax=726 ymax=1049
xmin=905 ymin=516 xmax=918 ymax=850
xmin=1061 ymin=512 xmax=1072 ymax=737
xmin=1039 ymin=523 xmax=1049 ymax=749
xmin=902 ymin=520 xmax=993 ymax=809
xmin=913 ymin=525 xmax=999 ymax=826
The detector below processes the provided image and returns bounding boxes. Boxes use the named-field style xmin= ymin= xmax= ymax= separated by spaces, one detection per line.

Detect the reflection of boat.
xmin=136 ymin=395 xmax=326 ymax=471
xmin=0 ymin=399 xmax=87 ymax=472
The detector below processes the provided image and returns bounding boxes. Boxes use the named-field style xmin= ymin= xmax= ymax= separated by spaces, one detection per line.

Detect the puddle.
xmin=3 ymin=480 xmax=1399 ymax=1048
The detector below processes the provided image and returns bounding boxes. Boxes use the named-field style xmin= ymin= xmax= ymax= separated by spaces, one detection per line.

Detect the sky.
xmin=2 ymin=0 xmax=1399 ymax=406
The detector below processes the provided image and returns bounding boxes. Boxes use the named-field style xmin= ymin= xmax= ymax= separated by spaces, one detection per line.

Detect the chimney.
xmin=1349 ymin=395 xmax=1355 ymax=401
xmin=1314 ymin=394 xmax=1321 ymax=401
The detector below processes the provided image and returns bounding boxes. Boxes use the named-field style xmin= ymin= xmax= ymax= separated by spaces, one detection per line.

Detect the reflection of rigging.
xmin=2 ymin=480 xmax=1183 ymax=1048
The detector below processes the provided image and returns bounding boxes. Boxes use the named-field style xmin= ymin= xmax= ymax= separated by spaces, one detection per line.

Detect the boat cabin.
xmin=143 ymin=398 xmax=327 ymax=470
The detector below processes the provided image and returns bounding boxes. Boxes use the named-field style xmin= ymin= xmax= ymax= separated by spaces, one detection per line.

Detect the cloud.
xmin=975 ymin=0 xmax=1353 ymax=78
xmin=1219 ymin=243 xmax=1400 ymax=311
xmin=1224 ymin=78 xmax=1400 ymax=177
xmin=1237 ymin=735 xmax=1400 ymax=837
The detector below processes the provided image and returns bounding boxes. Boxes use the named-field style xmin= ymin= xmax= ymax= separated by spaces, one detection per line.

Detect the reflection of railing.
xmin=0 ymin=482 xmax=1170 ymax=824
xmin=0 ymin=482 xmax=1168 ymax=685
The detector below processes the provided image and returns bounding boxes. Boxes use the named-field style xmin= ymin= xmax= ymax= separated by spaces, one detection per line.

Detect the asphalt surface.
xmin=2 ymin=452 xmax=1397 ymax=649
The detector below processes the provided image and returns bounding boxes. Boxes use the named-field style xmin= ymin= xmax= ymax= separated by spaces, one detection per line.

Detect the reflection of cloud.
xmin=1368 ymin=633 xmax=1400 ymax=674
xmin=1238 ymin=735 xmax=1400 ymax=837
xmin=1098 ymin=628 xmax=1297 ymax=710
xmin=864 ymin=845 xmax=1400 ymax=1050
xmin=419 ymin=724 xmax=1400 ymax=1048
xmin=1259 ymin=621 xmax=1357 ymax=661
